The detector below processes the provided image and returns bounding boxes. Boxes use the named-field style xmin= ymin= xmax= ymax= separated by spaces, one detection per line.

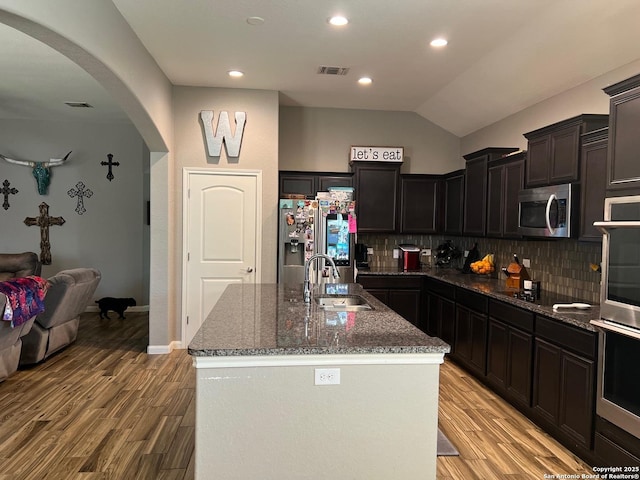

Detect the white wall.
xmin=461 ymin=58 xmax=640 ymax=153
xmin=0 ymin=119 xmax=148 ymax=303
xmin=172 ymin=86 xmax=280 ymax=291
xmin=279 ymin=107 xmax=462 ymax=174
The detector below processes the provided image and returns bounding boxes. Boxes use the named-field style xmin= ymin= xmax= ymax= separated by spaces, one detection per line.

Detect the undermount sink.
xmin=314 ymin=295 xmax=373 ymax=311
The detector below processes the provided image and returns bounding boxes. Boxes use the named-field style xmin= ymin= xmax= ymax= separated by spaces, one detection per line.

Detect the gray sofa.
xmin=20 ymin=268 xmax=101 ymax=365
xmin=0 ymin=252 xmax=42 ymax=282
xmin=0 ymin=252 xmax=43 ymax=381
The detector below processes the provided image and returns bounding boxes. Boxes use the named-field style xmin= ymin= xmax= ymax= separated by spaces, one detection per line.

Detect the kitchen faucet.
xmin=303 ymin=253 xmax=340 ymax=303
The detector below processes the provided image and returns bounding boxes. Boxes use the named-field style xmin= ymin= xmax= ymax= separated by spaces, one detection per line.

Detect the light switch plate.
xmin=393 ymin=248 xmax=399 ymax=259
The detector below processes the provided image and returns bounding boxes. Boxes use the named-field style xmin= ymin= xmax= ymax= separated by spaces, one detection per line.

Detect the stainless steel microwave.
xmin=518 ymin=183 xmax=576 ymax=238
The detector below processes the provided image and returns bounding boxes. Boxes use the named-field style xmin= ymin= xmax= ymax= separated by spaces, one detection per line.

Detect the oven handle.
xmin=591 ymin=319 xmax=640 ymax=340
xmin=594 ymin=220 xmax=640 ymax=234
xmin=545 ymin=194 xmax=556 ymax=234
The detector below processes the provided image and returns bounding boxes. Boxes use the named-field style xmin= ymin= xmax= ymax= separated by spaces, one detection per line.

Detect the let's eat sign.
xmin=350 ymin=146 xmax=404 ymax=162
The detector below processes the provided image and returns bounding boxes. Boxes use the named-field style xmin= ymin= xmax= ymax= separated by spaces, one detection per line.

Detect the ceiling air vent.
xmin=317 ymin=66 xmax=350 ymax=76
xmin=64 ymin=101 xmax=94 ymax=108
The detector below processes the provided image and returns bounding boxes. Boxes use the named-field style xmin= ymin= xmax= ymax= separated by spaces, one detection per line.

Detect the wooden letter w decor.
xmin=200 ymin=110 xmax=247 ymax=159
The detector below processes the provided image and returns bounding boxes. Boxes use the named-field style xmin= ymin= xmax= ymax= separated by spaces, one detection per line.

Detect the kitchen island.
xmin=188 ymin=282 xmax=450 ymax=480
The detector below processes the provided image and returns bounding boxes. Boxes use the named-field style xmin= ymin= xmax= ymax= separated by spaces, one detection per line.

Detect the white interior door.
xmin=183 ymin=169 xmax=261 ymax=345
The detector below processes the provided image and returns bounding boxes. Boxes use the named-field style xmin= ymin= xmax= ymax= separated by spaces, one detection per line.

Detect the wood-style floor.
xmin=0 ymin=312 xmax=593 ymax=479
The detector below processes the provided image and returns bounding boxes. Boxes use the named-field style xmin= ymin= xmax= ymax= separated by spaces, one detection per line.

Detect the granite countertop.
xmin=188 ymin=283 xmax=450 ymax=357
xmin=358 ymin=266 xmax=600 ymax=332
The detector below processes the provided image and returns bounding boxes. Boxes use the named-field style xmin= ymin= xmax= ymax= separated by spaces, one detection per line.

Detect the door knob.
xmin=246 ymin=267 xmax=254 ymax=273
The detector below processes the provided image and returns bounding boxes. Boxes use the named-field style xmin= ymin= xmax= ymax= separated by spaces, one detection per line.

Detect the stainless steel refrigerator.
xmin=278 ymin=188 xmax=356 ymax=285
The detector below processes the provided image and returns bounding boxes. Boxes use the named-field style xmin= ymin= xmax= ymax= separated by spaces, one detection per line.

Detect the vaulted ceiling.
xmin=2 ymin=0 xmax=640 ymax=137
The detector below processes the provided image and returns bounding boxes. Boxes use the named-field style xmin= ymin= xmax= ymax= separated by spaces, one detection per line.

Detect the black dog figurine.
xmin=96 ymin=297 xmax=136 ymax=319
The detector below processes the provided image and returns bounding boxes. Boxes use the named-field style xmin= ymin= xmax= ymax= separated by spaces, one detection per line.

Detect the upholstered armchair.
xmin=0 ymin=252 xmax=42 ymax=282
xmin=0 ymin=294 xmax=36 ymax=381
xmin=20 ymin=268 xmax=101 ymax=365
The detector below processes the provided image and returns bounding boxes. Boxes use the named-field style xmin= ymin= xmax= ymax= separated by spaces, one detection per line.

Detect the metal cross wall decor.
xmin=24 ymin=202 xmax=65 ymax=265
xmin=67 ymin=181 xmax=93 ymax=215
xmin=1 ymin=179 xmax=18 ymax=210
xmin=100 ymin=153 xmax=120 ymax=181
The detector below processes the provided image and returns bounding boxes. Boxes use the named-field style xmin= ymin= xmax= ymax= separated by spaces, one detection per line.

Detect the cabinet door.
xmin=549 ymin=125 xmax=580 ymax=183
xmin=388 ymin=289 xmax=422 ymax=327
xmin=503 ymin=159 xmax=524 ymax=237
xmin=487 ymin=319 xmax=509 ymax=389
xmin=463 ymin=158 xmax=488 ymax=236
xmin=526 ymin=136 xmax=551 ymax=187
xmin=366 ymin=288 xmax=389 ymax=306
xmin=533 ymin=338 xmax=562 ymax=426
xmin=444 ymin=173 xmax=464 ymax=235
xmin=318 ymin=174 xmax=353 ymax=192
xmin=486 ymin=164 xmax=505 ymax=237
xmin=279 ymin=173 xmax=316 ymax=198
xmin=400 ymin=175 xmax=440 ymax=233
xmin=608 ymin=87 xmax=640 ymax=189
xmin=559 ymin=351 xmax=594 ymax=449
xmin=353 ymin=163 xmax=400 ymax=232
xmin=454 ymin=306 xmax=487 ymax=375
xmin=507 ymin=327 xmax=533 ymax=407
xmin=580 ymin=135 xmax=607 ymax=241
xmin=439 ymin=297 xmax=456 ymax=348
xmin=425 ymin=293 xmax=439 ymax=337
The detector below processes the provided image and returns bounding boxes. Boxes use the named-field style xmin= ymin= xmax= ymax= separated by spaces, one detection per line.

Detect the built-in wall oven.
xmin=592 ymin=195 xmax=640 ymax=438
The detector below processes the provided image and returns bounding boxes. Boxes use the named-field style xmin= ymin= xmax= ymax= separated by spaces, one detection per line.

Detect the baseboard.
xmin=84 ymin=305 xmax=150 ymax=313
xmin=147 ymin=341 xmax=183 ymax=355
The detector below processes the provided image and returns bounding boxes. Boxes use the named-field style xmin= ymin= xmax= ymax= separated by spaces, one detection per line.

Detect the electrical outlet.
xmin=315 ymin=368 xmax=340 ymax=385
xmin=523 ymin=258 xmax=531 ymax=268
xmin=367 ymin=247 xmax=374 ymax=255
xmin=393 ymin=248 xmax=399 ymax=259
xmin=464 ymin=250 xmax=469 ymax=258
xmin=421 ymin=248 xmax=431 ymax=256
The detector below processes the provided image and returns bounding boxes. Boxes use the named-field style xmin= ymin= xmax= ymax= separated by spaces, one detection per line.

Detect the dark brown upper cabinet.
xmin=523 ymin=114 xmax=609 ymax=188
xmin=351 ymin=162 xmax=401 ymax=233
xmin=579 ymin=128 xmax=608 ymax=242
xmin=604 ymin=73 xmax=640 ymax=192
xmin=443 ymin=169 xmax=465 ymax=235
xmin=487 ymin=151 xmax=525 ymax=238
xmin=462 ymin=147 xmax=519 ymax=237
xmin=279 ymin=171 xmax=353 ymax=198
xmin=399 ymin=174 xmax=442 ymax=234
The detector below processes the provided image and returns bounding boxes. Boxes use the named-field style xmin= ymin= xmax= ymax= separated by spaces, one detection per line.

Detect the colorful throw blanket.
xmin=0 ymin=276 xmax=49 ymax=327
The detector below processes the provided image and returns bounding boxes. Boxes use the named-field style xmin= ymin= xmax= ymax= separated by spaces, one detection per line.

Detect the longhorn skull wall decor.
xmin=0 ymin=151 xmax=72 ymax=195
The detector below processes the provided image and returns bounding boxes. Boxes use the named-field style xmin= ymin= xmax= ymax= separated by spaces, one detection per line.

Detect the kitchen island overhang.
xmin=189 ymin=283 xmax=450 ymax=480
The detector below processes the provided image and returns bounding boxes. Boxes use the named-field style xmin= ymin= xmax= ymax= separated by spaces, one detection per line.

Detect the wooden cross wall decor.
xmin=24 ymin=202 xmax=65 ymax=265
xmin=1 ymin=179 xmax=18 ymax=210
xmin=100 ymin=153 xmax=120 ymax=181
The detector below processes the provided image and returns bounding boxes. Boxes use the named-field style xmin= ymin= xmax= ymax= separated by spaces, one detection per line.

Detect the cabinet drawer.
xmin=456 ymin=288 xmax=488 ymax=314
xmin=426 ymin=278 xmax=455 ymax=300
xmin=358 ymin=275 xmax=422 ymax=290
xmin=489 ymin=300 xmax=534 ymax=332
xmin=535 ymin=315 xmax=597 ymax=359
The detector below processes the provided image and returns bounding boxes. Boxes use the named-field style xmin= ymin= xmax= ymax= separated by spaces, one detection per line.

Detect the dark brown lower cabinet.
xmin=486 ymin=319 xmax=533 ymax=408
xmin=532 ymin=337 xmax=595 ymax=450
xmin=424 ymin=279 xmax=456 ymax=347
xmin=453 ymin=289 xmax=488 ymax=376
xmin=454 ymin=306 xmax=487 ymax=376
xmin=357 ymin=275 xmax=422 ymax=328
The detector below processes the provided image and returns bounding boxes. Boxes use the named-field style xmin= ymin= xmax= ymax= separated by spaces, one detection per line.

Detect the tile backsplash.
xmin=358 ymin=234 xmax=603 ymax=304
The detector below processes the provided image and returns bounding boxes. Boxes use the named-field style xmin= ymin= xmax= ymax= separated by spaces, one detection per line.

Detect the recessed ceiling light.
xmin=430 ymin=38 xmax=448 ymax=47
xmin=358 ymin=77 xmax=373 ymax=85
xmin=246 ymin=16 xmax=264 ymax=26
xmin=228 ymin=70 xmax=244 ymax=78
xmin=328 ymin=16 xmax=349 ymax=26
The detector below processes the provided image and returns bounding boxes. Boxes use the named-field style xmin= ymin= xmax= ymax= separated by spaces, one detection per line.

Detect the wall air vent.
xmin=317 ymin=66 xmax=350 ymax=76
xmin=64 ymin=101 xmax=94 ymax=108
